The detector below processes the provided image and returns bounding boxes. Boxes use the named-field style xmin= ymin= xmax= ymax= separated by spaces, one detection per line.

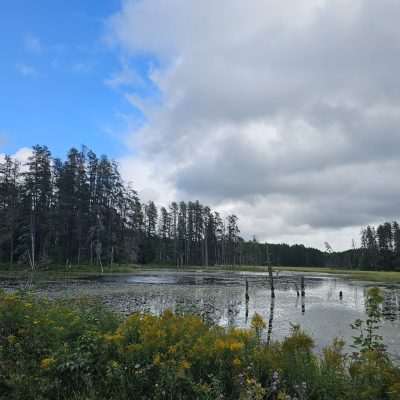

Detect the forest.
xmin=0 ymin=144 xmax=399 ymax=271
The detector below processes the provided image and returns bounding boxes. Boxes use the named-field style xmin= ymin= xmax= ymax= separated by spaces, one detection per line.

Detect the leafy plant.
xmin=351 ymin=287 xmax=386 ymax=355
xmin=1 ymin=290 xmax=400 ymax=400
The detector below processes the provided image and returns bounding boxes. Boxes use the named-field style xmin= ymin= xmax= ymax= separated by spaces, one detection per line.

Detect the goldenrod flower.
xmin=40 ymin=357 xmax=55 ymax=369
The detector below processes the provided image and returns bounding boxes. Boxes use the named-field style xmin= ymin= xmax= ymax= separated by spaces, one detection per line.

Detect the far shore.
xmin=1 ymin=264 xmax=400 ymax=284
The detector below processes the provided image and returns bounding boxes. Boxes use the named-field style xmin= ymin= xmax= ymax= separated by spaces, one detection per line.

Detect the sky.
xmin=1 ymin=0 xmax=400 ymax=251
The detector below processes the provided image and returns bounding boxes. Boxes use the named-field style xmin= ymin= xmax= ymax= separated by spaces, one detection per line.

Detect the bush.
xmin=1 ymin=290 xmax=399 ymax=400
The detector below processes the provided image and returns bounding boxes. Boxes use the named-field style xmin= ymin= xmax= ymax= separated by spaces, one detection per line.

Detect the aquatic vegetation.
xmin=1 ymin=290 xmax=400 ymax=400
xmin=351 ymin=287 xmax=386 ymax=355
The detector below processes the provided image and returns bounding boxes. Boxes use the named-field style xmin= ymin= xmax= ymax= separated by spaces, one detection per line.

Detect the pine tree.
xmin=21 ymin=145 xmax=52 ymax=268
xmin=0 ymin=156 xmax=21 ymax=265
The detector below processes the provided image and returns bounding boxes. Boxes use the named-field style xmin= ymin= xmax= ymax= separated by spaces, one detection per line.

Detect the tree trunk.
xmin=268 ymin=265 xmax=275 ymax=298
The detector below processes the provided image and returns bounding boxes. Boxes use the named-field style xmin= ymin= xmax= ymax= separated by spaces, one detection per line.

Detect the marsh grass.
xmin=1 ymin=263 xmax=400 ymax=285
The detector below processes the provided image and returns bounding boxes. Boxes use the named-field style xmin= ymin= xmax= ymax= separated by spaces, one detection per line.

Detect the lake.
xmin=2 ymin=269 xmax=400 ymax=359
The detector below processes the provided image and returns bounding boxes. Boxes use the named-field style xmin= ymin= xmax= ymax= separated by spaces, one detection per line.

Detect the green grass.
xmin=0 ymin=263 xmax=141 ymax=280
xmin=1 ymin=263 xmax=400 ymax=284
xmin=274 ymin=266 xmax=400 ymax=283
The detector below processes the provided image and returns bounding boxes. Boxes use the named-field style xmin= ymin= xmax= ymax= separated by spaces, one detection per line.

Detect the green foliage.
xmin=1 ymin=291 xmax=400 ymax=400
xmin=346 ymin=287 xmax=400 ymax=400
xmin=351 ymin=287 xmax=386 ymax=355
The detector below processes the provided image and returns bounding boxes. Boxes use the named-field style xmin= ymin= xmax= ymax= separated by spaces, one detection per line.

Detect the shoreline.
xmin=1 ymin=264 xmax=400 ymax=284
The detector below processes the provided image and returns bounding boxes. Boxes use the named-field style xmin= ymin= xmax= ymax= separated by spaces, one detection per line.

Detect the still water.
xmin=3 ymin=269 xmax=400 ymax=359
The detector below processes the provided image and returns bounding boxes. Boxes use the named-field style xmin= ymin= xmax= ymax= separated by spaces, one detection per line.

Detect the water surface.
xmin=2 ymin=269 xmax=400 ymax=359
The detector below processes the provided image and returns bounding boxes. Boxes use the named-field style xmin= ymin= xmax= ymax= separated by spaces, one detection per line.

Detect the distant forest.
xmin=0 ymin=145 xmax=398 ymax=270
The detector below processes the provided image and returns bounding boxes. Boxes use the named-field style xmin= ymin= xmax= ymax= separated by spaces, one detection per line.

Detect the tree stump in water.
xmin=268 ymin=265 xmax=275 ymax=298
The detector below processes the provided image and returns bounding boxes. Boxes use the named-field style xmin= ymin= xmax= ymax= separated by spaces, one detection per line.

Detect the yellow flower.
xmin=126 ymin=344 xmax=140 ymax=353
xmin=180 ymin=360 xmax=191 ymax=370
xmin=153 ymin=354 xmax=161 ymax=365
xmin=229 ymin=341 xmax=244 ymax=352
xmin=104 ymin=333 xmax=124 ymax=344
xmin=168 ymin=345 xmax=177 ymax=354
xmin=40 ymin=357 xmax=55 ymax=369
xmin=251 ymin=313 xmax=266 ymax=331
xmin=7 ymin=335 xmax=17 ymax=345
xmin=4 ymin=294 xmax=17 ymax=304
xmin=233 ymin=357 xmax=241 ymax=367
xmin=215 ymin=339 xmax=227 ymax=351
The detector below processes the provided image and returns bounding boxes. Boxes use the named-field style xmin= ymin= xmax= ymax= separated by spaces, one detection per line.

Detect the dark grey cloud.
xmin=109 ymin=0 xmax=400 ymax=249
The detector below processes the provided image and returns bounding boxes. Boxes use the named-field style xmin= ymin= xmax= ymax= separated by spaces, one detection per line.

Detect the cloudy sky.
xmin=2 ymin=0 xmax=400 ymax=250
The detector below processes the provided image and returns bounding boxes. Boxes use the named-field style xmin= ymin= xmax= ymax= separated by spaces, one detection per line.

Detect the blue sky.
xmin=0 ymin=0 xmax=155 ymax=159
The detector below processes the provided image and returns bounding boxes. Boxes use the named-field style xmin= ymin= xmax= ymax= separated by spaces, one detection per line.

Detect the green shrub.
xmin=0 ymin=290 xmax=399 ymax=400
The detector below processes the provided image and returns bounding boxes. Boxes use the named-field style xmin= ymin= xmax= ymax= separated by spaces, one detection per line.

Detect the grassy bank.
xmin=1 ymin=290 xmax=400 ymax=400
xmin=1 ymin=263 xmax=400 ymax=284
xmin=0 ymin=263 xmax=141 ymax=280
xmin=273 ymin=266 xmax=400 ymax=284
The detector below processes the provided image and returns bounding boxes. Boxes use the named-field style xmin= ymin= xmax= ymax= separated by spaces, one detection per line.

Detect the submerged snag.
xmin=267 ymin=297 xmax=275 ymax=345
xmin=268 ymin=265 xmax=275 ymax=298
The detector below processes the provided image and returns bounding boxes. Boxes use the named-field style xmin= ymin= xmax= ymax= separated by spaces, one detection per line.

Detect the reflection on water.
xmin=2 ymin=270 xmax=400 ymax=359
xmin=267 ymin=297 xmax=275 ymax=345
xmin=105 ymin=271 xmax=400 ymax=358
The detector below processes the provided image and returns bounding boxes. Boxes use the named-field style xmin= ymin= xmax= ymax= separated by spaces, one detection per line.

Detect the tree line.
xmin=358 ymin=222 xmax=400 ymax=270
xmin=0 ymin=145 xmax=321 ymax=269
xmin=4 ymin=144 xmax=397 ymax=270
xmin=0 ymin=145 xmax=237 ymax=268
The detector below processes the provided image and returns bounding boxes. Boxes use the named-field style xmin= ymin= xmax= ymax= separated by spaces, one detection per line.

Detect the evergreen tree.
xmin=0 ymin=156 xmax=20 ymax=265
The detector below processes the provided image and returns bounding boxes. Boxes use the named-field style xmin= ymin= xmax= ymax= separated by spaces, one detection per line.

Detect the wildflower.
xmin=153 ymin=354 xmax=161 ymax=365
xmin=251 ymin=313 xmax=266 ymax=331
xmin=168 ymin=345 xmax=177 ymax=354
xmin=104 ymin=333 xmax=124 ymax=344
xmin=233 ymin=358 xmax=241 ymax=367
xmin=7 ymin=335 xmax=17 ymax=345
xmin=229 ymin=340 xmax=244 ymax=352
xmin=251 ymin=313 xmax=266 ymax=340
xmin=270 ymin=370 xmax=280 ymax=393
xmin=126 ymin=343 xmax=140 ymax=353
xmin=180 ymin=360 xmax=191 ymax=370
xmin=40 ymin=357 xmax=55 ymax=369
xmin=215 ymin=339 xmax=226 ymax=351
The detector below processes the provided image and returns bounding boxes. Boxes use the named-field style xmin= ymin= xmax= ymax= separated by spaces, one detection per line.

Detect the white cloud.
xmin=0 ymin=147 xmax=32 ymax=168
xmin=108 ymin=0 xmax=400 ymax=250
xmin=118 ymin=154 xmax=176 ymax=203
